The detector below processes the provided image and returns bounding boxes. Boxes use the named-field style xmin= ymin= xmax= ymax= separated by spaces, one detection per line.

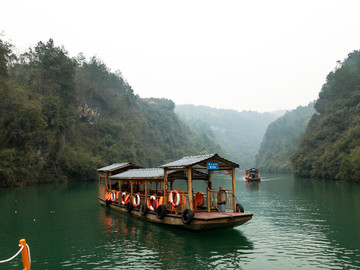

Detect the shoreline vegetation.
xmin=0 ymin=38 xmax=222 ymax=187
xmin=291 ymin=50 xmax=360 ymax=182
xmin=1 ymin=37 xmax=359 ymax=186
xmin=257 ymin=50 xmax=360 ymax=183
xmin=255 ymin=103 xmax=315 ymax=174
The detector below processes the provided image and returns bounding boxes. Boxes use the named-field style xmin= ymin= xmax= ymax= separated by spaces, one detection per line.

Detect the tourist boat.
xmin=245 ymin=168 xmax=261 ymax=181
xmin=98 ymin=153 xmax=253 ymax=231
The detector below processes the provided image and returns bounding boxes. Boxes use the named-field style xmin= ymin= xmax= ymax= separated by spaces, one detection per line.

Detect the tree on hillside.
xmin=255 ymin=103 xmax=314 ymax=173
xmin=0 ymin=39 xmax=222 ymax=186
xmin=291 ymin=50 xmax=360 ymax=181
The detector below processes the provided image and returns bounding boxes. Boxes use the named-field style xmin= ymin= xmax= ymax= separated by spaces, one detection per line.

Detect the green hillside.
xmin=291 ymin=50 xmax=360 ymax=182
xmin=175 ymin=105 xmax=279 ymax=169
xmin=0 ymin=39 xmax=219 ymax=186
xmin=255 ymin=103 xmax=315 ymax=173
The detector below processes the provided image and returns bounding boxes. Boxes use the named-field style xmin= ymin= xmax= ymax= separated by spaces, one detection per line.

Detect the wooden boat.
xmin=98 ymin=154 xmax=253 ymax=231
xmin=245 ymin=168 xmax=261 ymax=181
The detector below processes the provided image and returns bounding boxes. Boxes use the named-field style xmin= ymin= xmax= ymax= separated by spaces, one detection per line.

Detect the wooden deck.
xmin=193 ymin=211 xmax=253 ymax=220
xmin=99 ymin=198 xmax=252 ymax=231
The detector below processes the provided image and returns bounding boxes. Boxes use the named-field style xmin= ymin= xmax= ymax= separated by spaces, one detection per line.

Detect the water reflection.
xmin=2 ymin=179 xmax=360 ymax=269
xmin=246 ymin=181 xmax=260 ymax=191
xmin=240 ymin=175 xmax=360 ymax=269
xmin=291 ymin=177 xmax=360 ymax=263
xmin=97 ymin=206 xmax=254 ymax=269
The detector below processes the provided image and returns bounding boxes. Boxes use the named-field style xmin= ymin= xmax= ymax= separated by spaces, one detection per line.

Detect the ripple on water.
xmin=2 ymin=180 xmax=359 ymax=270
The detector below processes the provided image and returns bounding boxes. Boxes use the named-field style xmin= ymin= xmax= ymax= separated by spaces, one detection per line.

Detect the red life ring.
xmin=133 ymin=193 xmax=140 ymax=207
xmin=149 ymin=195 xmax=157 ymax=211
xmin=169 ymin=190 xmax=180 ymax=208
xmin=110 ymin=191 xmax=116 ymax=202
xmin=121 ymin=192 xmax=127 ymax=205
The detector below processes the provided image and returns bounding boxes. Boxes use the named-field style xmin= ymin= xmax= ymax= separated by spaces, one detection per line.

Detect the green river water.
xmin=0 ymin=173 xmax=359 ymax=269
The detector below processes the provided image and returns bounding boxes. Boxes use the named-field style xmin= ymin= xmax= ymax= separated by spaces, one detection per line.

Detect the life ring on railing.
xmin=133 ymin=193 xmax=140 ymax=207
xmin=110 ymin=191 xmax=116 ymax=202
xmin=121 ymin=192 xmax=127 ymax=205
xmin=169 ymin=190 xmax=181 ymax=208
xmin=149 ymin=195 xmax=157 ymax=211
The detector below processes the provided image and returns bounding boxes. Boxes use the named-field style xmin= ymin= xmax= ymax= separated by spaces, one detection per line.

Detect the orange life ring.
xmin=149 ymin=195 xmax=157 ymax=211
xmin=169 ymin=190 xmax=180 ymax=208
xmin=133 ymin=193 xmax=140 ymax=207
xmin=121 ymin=192 xmax=127 ymax=205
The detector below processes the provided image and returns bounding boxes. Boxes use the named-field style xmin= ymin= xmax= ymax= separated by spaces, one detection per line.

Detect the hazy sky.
xmin=2 ymin=0 xmax=360 ymax=112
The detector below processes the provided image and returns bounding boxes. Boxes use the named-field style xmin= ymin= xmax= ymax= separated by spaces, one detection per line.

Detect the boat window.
xmin=172 ymin=180 xmax=187 ymax=191
xmin=148 ymin=181 xmax=164 ymax=196
xmin=121 ymin=181 xmax=130 ymax=193
xmin=192 ymin=180 xmax=208 ymax=194
xmin=99 ymin=177 xmax=106 ymax=186
xmin=137 ymin=181 xmax=145 ymax=194
xmin=111 ymin=181 xmax=118 ymax=190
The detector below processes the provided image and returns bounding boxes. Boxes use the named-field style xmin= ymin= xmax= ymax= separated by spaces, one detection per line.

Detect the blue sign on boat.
xmin=207 ymin=162 xmax=219 ymax=170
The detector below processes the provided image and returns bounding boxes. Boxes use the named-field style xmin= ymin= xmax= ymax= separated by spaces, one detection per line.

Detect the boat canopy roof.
xmin=109 ymin=168 xmax=209 ymax=181
xmin=159 ymin=153 xmax=239 ymax=169
xmin=110 ymin=168 xmax=164 ymax=180
xmin=246 ymin=168 xmax=259 ymax=172
xmin=100 ymin=153 xmax=238 ymax=180
xmin=97 ymin=162 xmax=138 ymax=172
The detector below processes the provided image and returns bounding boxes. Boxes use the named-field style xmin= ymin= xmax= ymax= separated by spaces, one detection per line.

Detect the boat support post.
xmin=232 ymin=168 xmax=236 ymax=212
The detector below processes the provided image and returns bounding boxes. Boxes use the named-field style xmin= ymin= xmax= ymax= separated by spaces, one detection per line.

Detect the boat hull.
xmin=246 ymin=177 xmax=261 ymax=182
xmin=99 ymin=198 xmax=253 ymax=231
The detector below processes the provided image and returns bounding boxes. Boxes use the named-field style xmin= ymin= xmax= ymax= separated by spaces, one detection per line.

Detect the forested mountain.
xmin=291 ymin=50 xmax=360 ymax=182
xmin=255 ymin=103 xmax=315 ymax=173
xmin=0 ymin=39 xmax=220 ymax=186
xmin=175 ymin=105 xmax=280 ymax=169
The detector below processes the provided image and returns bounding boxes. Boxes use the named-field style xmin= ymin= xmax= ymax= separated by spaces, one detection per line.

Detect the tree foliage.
xmin=291 ymin=50 xmax=360 ymax=182
xmin=255 ymin=103 xmax=314 ymax=173
xmin=0 ymin=38 xmax=219 ymax=186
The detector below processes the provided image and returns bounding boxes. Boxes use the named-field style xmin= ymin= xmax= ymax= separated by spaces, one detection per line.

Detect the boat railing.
xmin=139 ymin=193 xmax=165 ymax=210
xmin=208 ymin=189 xmax=234 ymax=212
xmin=102 ymin=189 xmax=235 ymax=213
xmin=162 ymin=189 xmax=235 ymax=213
xmin=164 ymin=190 xmax=190 ymax=214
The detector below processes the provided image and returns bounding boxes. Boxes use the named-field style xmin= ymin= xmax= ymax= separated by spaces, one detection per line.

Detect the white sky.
xmin=2 ymin=0 xmax=360 ymax=112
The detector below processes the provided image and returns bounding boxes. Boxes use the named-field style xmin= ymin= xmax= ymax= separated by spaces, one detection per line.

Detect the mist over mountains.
xmin=175 ymin=105 xmax=281 ymax=169
xmin=1 ymin=37 xmax=359 ymax=185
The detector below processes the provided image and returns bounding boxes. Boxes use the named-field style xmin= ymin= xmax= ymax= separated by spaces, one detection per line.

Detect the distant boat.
xmin=245 ymin=168 xmax=261 ymax=181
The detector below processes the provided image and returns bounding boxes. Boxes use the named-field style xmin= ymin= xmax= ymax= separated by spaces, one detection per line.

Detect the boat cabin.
xmin=245 ymin=168 xmax=261 ymax=181
xmin=97 ymin=162 xmax=141 ymax=198
xmin=158 ymin=153 xmax=240 ymax=213
xmin=98 ymin=154 xmax=253 ymax=231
